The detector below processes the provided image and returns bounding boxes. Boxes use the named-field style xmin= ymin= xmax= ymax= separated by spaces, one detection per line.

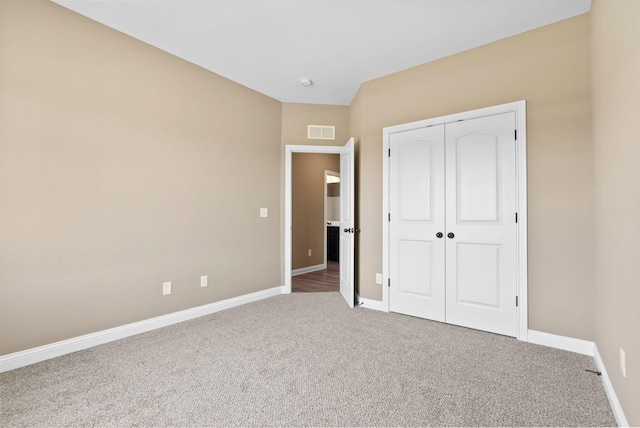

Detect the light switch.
xmin=260 ymin=208 xmax=268 ymax=218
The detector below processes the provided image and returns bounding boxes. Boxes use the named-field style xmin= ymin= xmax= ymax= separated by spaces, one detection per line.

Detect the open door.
xmin=339 ymin=138 xmax=355 ymax=307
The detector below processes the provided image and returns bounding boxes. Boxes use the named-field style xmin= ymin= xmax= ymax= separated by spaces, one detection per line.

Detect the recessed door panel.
xmin=399 ymin=143 xmax=433 ymax=222
xmin=456 ymin=135 xmax=499 ymax=223
xmin=456 ymin=243 xmax=500 ymax=308
xmin=398 ymin=239 xmax=433 ymax=297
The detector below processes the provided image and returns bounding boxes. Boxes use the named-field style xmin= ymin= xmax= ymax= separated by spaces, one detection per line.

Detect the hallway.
xmin=292 ymin=262 xmax=339 ymax=292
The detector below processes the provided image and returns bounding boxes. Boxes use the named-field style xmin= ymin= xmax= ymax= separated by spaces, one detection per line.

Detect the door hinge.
xmin=388 ymin=148 xmax=391 ymax=157
xmin=388 ymin=278 xmax=391 ymax=288
xmin=388 ymin=213 xmax=391 ymax=222
xmin=516 ymin=296 xmax=519 ymax=307
xmin=515 ymin=129 xmax=518 ymax=140
xmin=515 ymin=212 xmax=518 ymax=223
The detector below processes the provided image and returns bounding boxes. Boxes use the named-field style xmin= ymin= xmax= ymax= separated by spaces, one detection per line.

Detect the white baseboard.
xmin=593 ymin=345 xmax=629 ymax=427
xmin=0 ymin=286 xmax=283 ymax=373
xmin=526 ymin=330 xmax=629 ymax=426
xmin=527 ymin=330 xmax=595 ymax=356
xmin=356 ymin=295 xmax=385 ymax=311
xmin=292 ymin=263 xmax=326 ymax=276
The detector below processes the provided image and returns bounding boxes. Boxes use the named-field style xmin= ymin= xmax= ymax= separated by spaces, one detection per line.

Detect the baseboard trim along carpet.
xmin=0 ymin=286 xmax=283 ymax=373
xmin=528 ymin=330 xmax=628 ymax=427
xmin=593 ymin=344 xmax=630 ymax=427
xmin=292 ymin=263 xmax=326 ymax=276
xmin=527 ymin=329 xmax=595 ymax=355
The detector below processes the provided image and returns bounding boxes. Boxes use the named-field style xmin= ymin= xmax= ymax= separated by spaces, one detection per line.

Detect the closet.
xmin=387 ymin=111 xmax=519 ymax=337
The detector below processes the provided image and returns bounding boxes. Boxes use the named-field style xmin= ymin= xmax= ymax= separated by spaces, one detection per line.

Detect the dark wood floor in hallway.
xmin=292 ymin=262 xmax=339 ymax=292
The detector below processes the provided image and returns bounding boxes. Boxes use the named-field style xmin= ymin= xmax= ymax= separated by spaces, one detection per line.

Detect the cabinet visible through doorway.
xmin=327 ymin=226 xmax=339 ymax=262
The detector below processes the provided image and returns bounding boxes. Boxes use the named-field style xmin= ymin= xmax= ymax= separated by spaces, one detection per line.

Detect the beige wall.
xmin=281 ymin=103 xmax=350 ymax=148
xmin=351 ymin=15 xmax=596 ymax=340
xmin=591 ymin=0 xmax=640 ymax=424
xmin=292 ymin=154 xmax=340 ymax=270
xmin=0 ymin=1 xmax=282 ymax=355
xmin=280 ymin=103 xmax=350 ymax=277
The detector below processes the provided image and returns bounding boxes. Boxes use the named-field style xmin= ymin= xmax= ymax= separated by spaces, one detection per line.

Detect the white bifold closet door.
xmin=389 ymin=112 xmax=517 ymax=337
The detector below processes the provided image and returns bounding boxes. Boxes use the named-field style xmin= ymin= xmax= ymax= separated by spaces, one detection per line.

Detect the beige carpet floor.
xmin=1 ymin=292 xmax=616 ymax=427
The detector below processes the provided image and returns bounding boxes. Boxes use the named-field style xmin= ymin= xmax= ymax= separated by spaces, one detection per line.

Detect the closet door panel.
xmin=389 ymin=125 xmax=445 ymax=321
xmin=444 ymin=112 xmax=517 ymax=337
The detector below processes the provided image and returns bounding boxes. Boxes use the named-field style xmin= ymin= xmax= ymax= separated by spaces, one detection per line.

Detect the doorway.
xmin=284 ymin=139 xmax=355 ymax=307
xmin=382 ymin=101 xmax=528 ymax=340
xmin=290 ymin=156 xmax=340 ymax=292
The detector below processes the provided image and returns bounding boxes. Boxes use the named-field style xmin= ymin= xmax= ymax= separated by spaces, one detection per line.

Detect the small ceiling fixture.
xmin=300 ymin=78 xmax=313 ymax=87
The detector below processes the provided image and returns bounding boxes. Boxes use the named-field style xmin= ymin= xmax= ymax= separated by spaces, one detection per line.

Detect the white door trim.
xmin=382 ymin=100 xmax=528 ymax=340
xmin=284 ymin=144 xmax=345 ymax=294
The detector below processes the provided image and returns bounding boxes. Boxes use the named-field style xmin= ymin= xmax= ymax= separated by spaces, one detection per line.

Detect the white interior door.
xmin=444 ymin=113 xmax=517 ymax=336
xmin=389 ymin=126 xmax=446 ymax=321
xmin=387 ymin=113 xmax=518 ymax=337
xmin=339 ymin=138 xmax=355 ymax=307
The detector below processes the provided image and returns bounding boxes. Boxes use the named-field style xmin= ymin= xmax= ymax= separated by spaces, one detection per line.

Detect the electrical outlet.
xmin=376 ymin=273 xmax=383 ymax=284
xmin=200 ymin=275 xmax=208 ymax=288
xmin=260 ymin=208 xmax=268 ymax=218
xmin=308 ymin=249 xmax=312 ymax=256
xmin=620 ymin=347 xmax=626 ymax=377
xmin=162 ymin=281 xmax=171 ymax=295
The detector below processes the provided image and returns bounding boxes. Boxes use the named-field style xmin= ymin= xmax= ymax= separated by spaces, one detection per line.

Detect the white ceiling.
xmin=52 ymin=0 xmax=591 ymax=105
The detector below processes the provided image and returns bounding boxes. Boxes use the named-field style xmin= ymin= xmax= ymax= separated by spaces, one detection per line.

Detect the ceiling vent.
xmin=307 ymin=125 xmax=335 ymax=140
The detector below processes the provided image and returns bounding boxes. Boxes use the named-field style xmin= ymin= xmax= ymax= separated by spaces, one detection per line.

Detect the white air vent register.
xmin=307 ymin=125 xmax=335 ymax=140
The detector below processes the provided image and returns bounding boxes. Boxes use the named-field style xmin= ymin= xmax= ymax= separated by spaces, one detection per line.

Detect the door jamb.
xmin=381 ymin=100 xmax=528 ymax=341
xmin=284 ymin=145 xmax=344 ymax=294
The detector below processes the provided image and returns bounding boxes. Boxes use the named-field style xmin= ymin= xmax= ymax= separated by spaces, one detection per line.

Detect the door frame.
xmin=382 ymin=100 xmax=528 ymax=341
xmin=284 ymin=144 xmax=344 ymax=294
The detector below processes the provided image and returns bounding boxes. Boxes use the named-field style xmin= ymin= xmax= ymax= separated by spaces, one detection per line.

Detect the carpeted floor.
xmin=1 ymin=292 xmax=615 ymax=427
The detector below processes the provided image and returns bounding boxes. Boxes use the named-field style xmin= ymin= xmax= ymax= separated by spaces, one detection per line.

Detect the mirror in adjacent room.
xmin=325 ymin=171 xmax=340 ymax=224
xmin=325 ymin=170 xmax=340 ymax=264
